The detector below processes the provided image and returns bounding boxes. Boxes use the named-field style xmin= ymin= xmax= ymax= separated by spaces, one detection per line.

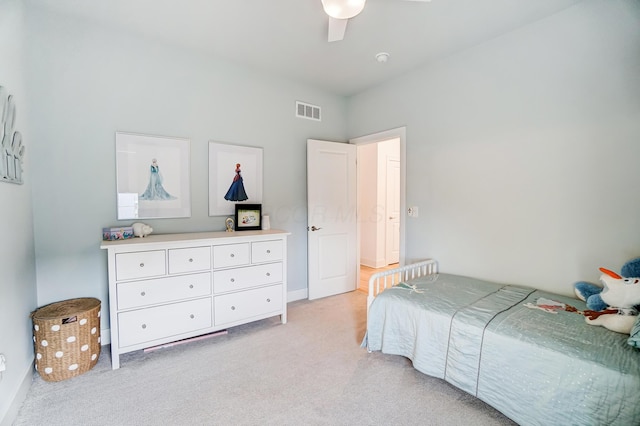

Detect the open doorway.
xmin=351 ymin=127 xmax=406 ymax=294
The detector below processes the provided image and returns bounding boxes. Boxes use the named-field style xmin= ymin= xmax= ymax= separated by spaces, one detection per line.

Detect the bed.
xmin=362 ymin=260 xmax=640 ymax=426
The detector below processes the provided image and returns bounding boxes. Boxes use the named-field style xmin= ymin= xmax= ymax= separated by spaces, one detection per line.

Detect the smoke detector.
xmin=375 ymin=52 xmax=390 ymax=63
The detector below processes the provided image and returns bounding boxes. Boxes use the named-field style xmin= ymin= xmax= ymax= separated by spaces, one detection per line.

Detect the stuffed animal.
xmin=574 ymin=258 xmax=640 ymax=334
xmin=132 ymin=222 xmax=153 ymax=238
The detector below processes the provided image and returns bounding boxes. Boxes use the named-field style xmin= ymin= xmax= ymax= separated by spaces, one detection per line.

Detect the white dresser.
xmin=100 ymin=230 xmax=289 ymax=369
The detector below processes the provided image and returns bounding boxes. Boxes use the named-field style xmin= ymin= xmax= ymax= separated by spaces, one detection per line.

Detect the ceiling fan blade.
xmin=328 ymin=17 xmax=348 ymax=42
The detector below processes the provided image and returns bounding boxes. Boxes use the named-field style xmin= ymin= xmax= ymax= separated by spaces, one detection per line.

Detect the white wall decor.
xmin=115 ymin=132 xmax=191 ymax=220
xmin=0 ymin=85 xmax=25 ymax=184
xmin=208 ymin=141 xmax=263 ymax=216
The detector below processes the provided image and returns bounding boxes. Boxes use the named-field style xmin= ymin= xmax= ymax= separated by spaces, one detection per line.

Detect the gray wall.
xmin=24 ymin=5 xmax=348 ymax=327
xmin=4 ymin=3 xmax=348 ymax=420
xmin=4 ymin=0 xmax=640 ymax=423
xmin=0 ymin=1 xmax=38 ymax=424
xmin=348 ymin=0 xmax=640 ymax=295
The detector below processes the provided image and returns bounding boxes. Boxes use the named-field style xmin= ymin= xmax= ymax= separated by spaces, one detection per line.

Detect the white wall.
xmin=348 ymin=0 xmax=640 ymax=295
xmin=377 ymin=138 xmax=400 ymax=265
xmin=358 ymin=139 xmax=400 ymax=268
xmin=23 ymin=6 xmax=348 ymax=328
xmin=0 ymin=1 xmax=38 ymax=424
xmin=358 ymin=143 xmax=379 ymax=267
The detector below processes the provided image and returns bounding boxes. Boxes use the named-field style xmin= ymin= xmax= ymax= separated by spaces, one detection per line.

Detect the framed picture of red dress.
xmin=208 ymin=142 xmax=263 ymax=216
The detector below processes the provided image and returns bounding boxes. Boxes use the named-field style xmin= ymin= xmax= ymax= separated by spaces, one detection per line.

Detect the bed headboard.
xmin=367 ymin=259 xmax=438 ymax=310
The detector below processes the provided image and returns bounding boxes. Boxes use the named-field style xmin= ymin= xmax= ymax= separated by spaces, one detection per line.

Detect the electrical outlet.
xmin=407 ymin=206 xmax=419 ymax=217
xmin=0 ymin=353 xmax=6 ymax=372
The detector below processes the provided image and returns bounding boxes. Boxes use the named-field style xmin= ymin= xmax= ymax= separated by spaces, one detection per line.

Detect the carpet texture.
xmin=14 ymin=291 xmax=515 ymax=425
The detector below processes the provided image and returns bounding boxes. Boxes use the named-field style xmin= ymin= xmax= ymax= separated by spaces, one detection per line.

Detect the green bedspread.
xmin=364 ymin=273 xmax=640 ymax=426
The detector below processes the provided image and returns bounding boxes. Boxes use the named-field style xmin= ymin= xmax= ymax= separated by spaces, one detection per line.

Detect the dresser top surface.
xmin=100 ymin=229 xmax=290 ymax=250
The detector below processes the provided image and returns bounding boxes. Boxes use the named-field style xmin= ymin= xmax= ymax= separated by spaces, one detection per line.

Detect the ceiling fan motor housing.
xmin=321 ymin=0 xmax=366 ymax=20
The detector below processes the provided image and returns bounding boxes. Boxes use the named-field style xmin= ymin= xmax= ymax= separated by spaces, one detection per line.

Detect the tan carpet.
xmin=14 ymin=291 xmax=515 ymax=426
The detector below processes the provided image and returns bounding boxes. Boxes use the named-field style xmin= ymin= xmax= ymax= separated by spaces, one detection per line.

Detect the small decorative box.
xmin=102 ymin=227 xmax=134 ymax=241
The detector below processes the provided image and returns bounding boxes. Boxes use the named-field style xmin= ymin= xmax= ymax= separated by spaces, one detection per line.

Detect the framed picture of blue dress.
xmin=208 ymin=141 xmax=263 ymax=216
xmin=115 ymin=132 xmax=191 ymax=220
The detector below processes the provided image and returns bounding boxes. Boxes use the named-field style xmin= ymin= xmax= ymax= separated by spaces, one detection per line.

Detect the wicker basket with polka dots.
xmin=31 ymin=297 xmax=101 ymax=382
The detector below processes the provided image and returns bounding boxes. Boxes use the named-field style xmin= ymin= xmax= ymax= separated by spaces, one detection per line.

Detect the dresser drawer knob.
xmin=230 ymin=253 xmax=235 ymax=258
xmin=190 ymin=314 xmax=195 ymax=319
xmin=139 ymin=263 xmax=145 ymax=268
xmin=266 ymin=272 xmax=271 ymax=277
xmin=141 ymin=324 xmax=147 ymax=329
xmin=189 ymin=258 xmax=194 ymax=262
xmin=140 ymin=291 xmax=146 ymax=296
xmin=230 ymin=278 xmax=235 ymax=283
xmin=267 ymin=250 xmax=271 ymax=254
xmin=189 ymin=284 xmax=194 ymax=289
xmin=231 ymin=306 xmax=236 ymax=310
xmin=267 ymin=298 xmax=271 ymax=303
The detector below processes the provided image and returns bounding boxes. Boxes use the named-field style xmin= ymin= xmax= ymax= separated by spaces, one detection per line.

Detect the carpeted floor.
xmin=14 ymin=291 xmax=515 ymax=426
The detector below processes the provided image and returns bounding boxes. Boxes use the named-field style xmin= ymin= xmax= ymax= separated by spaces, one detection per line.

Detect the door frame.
xmin=385 ymin=155 xmax=401 ymax=265
xmin=350 ymin=127 xmax=407 ymax=287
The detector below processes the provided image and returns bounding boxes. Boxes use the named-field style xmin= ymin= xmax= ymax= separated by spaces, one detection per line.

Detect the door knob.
xmin=310 ymin=226 xmax=322 ymax=231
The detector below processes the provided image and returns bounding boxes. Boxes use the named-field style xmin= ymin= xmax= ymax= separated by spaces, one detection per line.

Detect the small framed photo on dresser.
xmin=235 ymin=204 xmax=262 ymax=231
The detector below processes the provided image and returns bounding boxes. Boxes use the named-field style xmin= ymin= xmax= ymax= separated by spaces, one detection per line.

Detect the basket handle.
xmin=62 ymin=316 xmax=77 ymax=324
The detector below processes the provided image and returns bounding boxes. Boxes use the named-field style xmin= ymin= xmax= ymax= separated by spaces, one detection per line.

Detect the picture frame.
xmin=115 ymin=132 xmax=191 ymax=220
xmin=234 ymin=204 xmax=262 ymax=231
xmin=208 ymin=141 xmax=263 ymax=216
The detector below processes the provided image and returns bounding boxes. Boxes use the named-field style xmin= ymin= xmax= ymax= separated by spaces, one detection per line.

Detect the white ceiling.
xmin=34 ymin=0 xmax=584 ymax=96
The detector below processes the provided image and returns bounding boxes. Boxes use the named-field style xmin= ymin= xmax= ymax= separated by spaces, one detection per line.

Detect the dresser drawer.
xmin=251 ymin=240 xmax=283 ymax=264
xmin=213 ymin=243 xmax=250 ymax=268
xmin=213 ymin=263 xmax=282 ymax=294
xmin=116 ymin=250 xmax=166 ymax=281
xmin=214 ymin=284 xmax=282 ymax=326
xmin=117 ymin=272 xmax=211 ymax=310
xmin=168 ymin=246 xmax=211 ymax=274
xmin=118 ymin=297 xmax=212 ymax=348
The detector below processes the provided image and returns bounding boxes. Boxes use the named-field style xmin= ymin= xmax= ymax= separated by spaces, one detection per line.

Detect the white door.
xmin=307 ymin=139 xmax=357 ymax=300
xmin=385 ymin=157 xmax=400 ymax=264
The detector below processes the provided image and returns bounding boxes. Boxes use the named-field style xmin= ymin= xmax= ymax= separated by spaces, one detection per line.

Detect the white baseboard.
xmin=0 ymin=361 xmax=34 ymax=426
xmin=360 ymin=257 xmax=387 ymax=268
xmin=101 ymin=329 xmax=111 ymax=346
xmin=287 ymin=288 xmax=308 ymax=302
